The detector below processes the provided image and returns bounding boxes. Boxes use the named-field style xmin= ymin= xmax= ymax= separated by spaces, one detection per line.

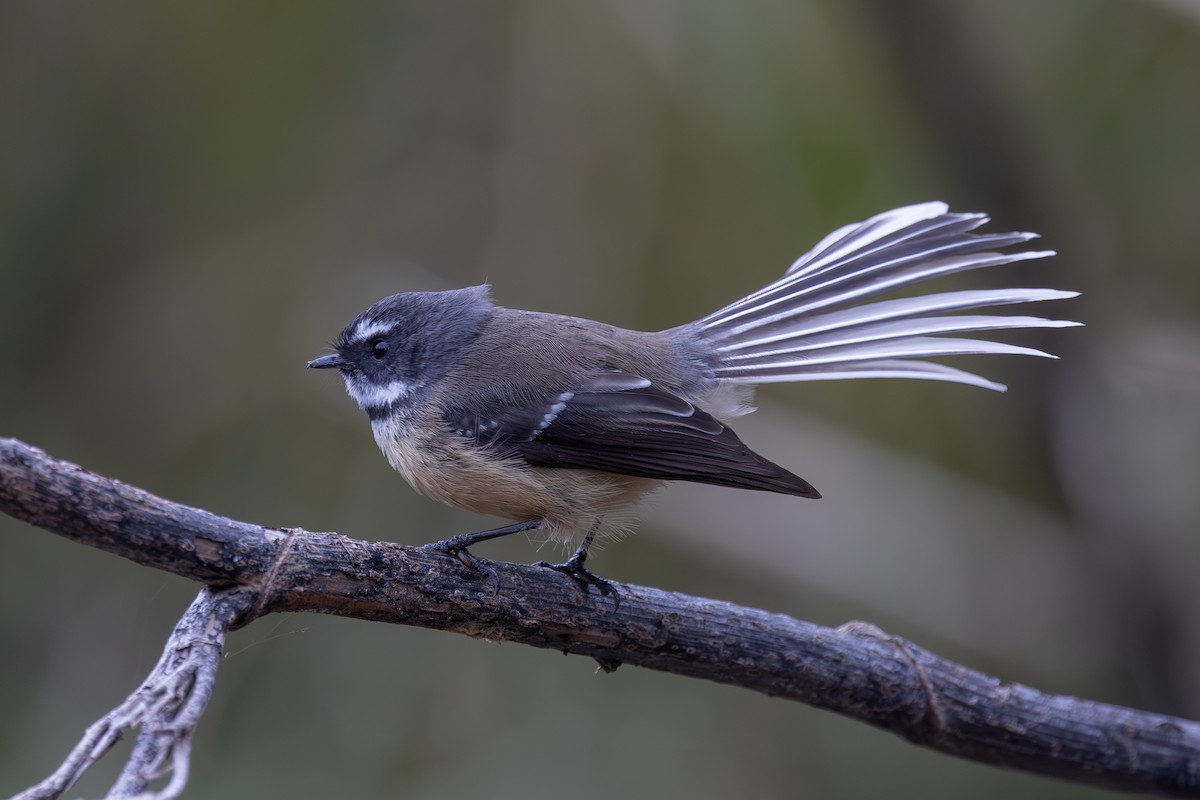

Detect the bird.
xmin=309 ymin=201 xmax=1078 ymax=594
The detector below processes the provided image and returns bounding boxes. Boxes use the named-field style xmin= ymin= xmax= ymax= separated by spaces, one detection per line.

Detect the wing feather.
xmin=444 ymin=370 xmax=819 ymax=498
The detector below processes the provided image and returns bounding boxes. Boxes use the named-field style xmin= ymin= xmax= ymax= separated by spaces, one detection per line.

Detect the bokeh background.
xmin=3 ymin=2 xmax=1199 ymax=798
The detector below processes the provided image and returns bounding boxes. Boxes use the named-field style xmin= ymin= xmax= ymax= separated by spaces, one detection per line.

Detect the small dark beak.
xmin=307 ymin=353 xmax=348 ymax=370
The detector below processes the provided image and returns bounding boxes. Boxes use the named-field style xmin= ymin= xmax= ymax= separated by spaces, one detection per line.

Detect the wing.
xmin=445 ymin=370 xmax=819 ymax=498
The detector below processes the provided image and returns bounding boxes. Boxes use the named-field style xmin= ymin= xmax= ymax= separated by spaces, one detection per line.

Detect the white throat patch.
xmin=344 ymin=374 xmax=413 ymax=410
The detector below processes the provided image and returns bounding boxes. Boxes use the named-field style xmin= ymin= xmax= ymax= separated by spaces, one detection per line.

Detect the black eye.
xmin=371 ymin=339 xmax=389 ymax=359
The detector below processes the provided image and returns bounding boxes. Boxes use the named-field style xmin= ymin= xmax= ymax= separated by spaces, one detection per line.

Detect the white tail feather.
xmin=743 ymin=360 xmax=1011 ymax=392
xmin=691 ymin=203 xmax=1079 ymax=392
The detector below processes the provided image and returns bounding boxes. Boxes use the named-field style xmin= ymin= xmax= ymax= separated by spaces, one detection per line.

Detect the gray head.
xmin=308 ymin=285 xmax=495 ymax=419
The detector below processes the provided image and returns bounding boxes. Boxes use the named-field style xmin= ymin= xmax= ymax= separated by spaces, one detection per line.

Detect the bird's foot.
xmin=534 ymin=548 xmax=619 ymax=608
xmin=424 ymin=518 xmax=543 ymax=595
xmin=426 ymin=537 xmax=500 ymax=594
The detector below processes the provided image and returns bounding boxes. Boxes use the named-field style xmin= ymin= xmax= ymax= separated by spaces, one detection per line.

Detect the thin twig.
xmin=11 ymin=586 xmax=253 ymax=800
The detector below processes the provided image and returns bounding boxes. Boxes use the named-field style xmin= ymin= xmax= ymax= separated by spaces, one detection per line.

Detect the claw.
xmin=425 ymin=538 xmax=500 ymax=595
xmin=534 ymin=549 xmax=620 ymax=610
xmin=423 ymin=518 xmax=543 ymax=596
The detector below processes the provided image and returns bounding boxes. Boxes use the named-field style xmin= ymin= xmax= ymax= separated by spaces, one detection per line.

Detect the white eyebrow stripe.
xmin=350 ymin=319 xmax=394 ymax=344
xmin=344 ymin=376 xmax=412 ymax=410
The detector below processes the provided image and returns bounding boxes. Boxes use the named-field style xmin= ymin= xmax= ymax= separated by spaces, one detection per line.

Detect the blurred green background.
xmin=3 ymin=1 xmax=1199 ymax=798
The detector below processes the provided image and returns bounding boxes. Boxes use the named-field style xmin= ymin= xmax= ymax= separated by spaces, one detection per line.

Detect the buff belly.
xmin=371 ymin=415 xmax=659 ymax=545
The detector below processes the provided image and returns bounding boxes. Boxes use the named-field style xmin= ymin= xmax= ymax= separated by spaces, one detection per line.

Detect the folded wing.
xmin=444 ymin=370 xmax=819 ymax=498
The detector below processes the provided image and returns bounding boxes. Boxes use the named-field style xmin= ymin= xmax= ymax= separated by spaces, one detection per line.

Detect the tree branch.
xmin=2 ymin=437 xmax=1198 ymax=797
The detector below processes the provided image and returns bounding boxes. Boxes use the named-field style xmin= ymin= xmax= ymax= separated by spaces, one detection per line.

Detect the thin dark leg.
xmin=534 ymin=524 xmax=618 ymax=605
xmin=430 ymin=518 xmax=544 ymax=552
xmin=425 ymin=518 xmax=544 ymax=592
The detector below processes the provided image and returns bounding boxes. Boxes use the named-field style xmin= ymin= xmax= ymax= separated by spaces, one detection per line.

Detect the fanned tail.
xmin=692 ymin=202 xmax=1080 ymax=392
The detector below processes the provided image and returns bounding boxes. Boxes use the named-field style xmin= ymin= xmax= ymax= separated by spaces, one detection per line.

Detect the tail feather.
xmin=713 ymin=288 xmax=1077 ymax=355
xmin=784 ymin=202 xmax=990 ymax=278
xmin=741 ymin=359 xmax=1014 ymax=392
xmin=703 ymin=247 xmax=1054 ymax=337
xmin=693 ymin=203 xmax=1080 ymax=392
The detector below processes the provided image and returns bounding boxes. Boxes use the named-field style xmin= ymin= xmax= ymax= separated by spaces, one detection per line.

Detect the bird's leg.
xmin=431 ymin=517 xmax=544 ymax=553
xmin=426 ymin=518 xmax=544 ymax=590
xmin=534 ymin=524 xmax=617 ymax=604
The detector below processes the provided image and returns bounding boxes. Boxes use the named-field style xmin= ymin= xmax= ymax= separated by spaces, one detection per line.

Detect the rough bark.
xmin=2 ymin=437 xmax=1198 ymax=797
